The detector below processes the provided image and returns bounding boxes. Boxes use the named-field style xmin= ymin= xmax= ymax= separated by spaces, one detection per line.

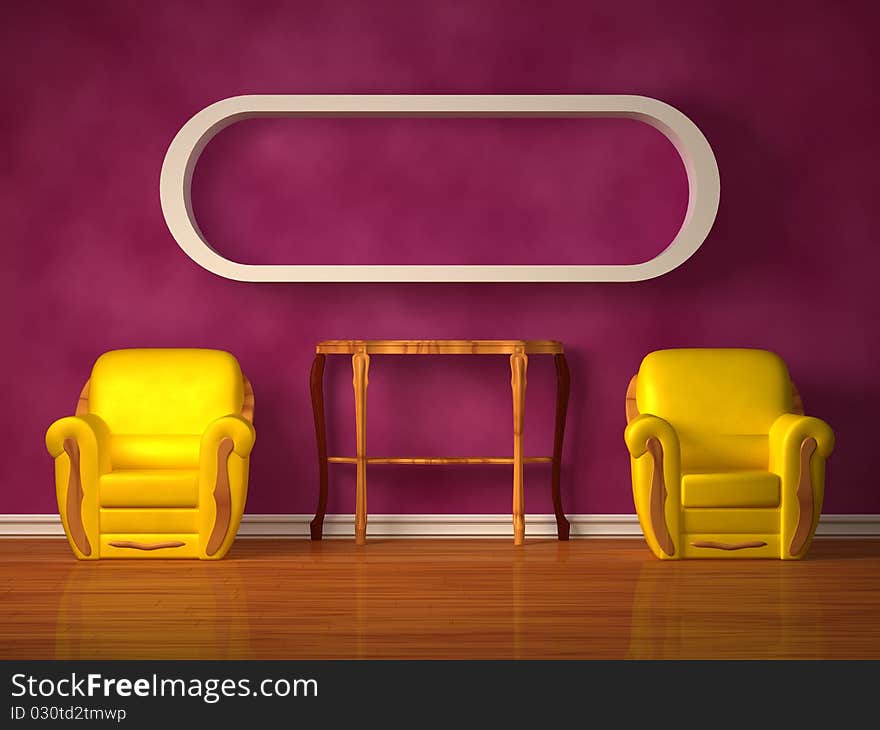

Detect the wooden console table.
xmin=309 ymin=340 xmax=570 ymax=545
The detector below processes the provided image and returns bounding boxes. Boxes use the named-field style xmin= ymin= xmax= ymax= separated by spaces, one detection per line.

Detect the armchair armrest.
xmin=769 ymin=413 xmax=834 ymax=463
xmin=770 ymin=413 xmax=834 ymax=558
xmin=624 ymin=414 xmax=681 ymax=557
xmin=198 ymin=414 xmax=255 ymax=558
xmin=200 ymin=414 xmax=256 ymax=458
xmin=45 ymin=414 xmax=109 ymax=559
xmin=625 ymin=413 xmax=680 ymax=461
xmin=46 ymin=414 xmax=111 ymax=473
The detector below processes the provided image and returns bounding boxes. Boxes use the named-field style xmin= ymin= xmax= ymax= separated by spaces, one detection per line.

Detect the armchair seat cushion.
xmin=110 ymin=435 xmax=201 ymax=469
xmin=682 ymin=470 xmax=781 ymax=508
xmin=99 ymin=508 xmax=199 ymax=534
xmin=99 ymin=469 xmax=199 ymax=508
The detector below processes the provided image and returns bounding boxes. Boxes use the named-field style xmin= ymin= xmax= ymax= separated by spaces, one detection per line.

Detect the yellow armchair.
xmin=46 ymin=349 xmax=255 ymax=559
xmin=624 ymin=349 xmax=833 ymax=559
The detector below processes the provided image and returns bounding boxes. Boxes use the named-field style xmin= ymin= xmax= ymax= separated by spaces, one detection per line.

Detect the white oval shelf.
xmin=159 ymin=94 xmax=720 ymax=282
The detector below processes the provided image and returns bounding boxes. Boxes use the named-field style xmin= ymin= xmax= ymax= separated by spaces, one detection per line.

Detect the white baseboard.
xmin=239 ymin=513 xmax=644 ymax=537
xmin=0 ymin=514 xmax=65 ymax=536
xmin=1 ymin=513 xmax=879 ymax=538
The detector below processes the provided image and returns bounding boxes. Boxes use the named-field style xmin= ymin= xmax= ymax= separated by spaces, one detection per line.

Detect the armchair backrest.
xmin=87 ymin=349 xmax=244 ymax=435
xmin=635 ymin=349 xmax=793 ymax=470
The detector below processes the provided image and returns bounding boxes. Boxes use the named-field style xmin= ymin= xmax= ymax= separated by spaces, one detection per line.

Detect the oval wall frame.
xmin=159 ymin=94 xmax=720 ymax=282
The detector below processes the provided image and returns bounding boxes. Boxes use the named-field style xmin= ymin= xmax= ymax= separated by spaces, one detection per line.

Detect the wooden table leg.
xmin=353 ymin=350 xmax=370 ymax=545
xmin=309 ymin=354 xmax=328 ymax=541
xmin=510 ymin=350 xmax=528 ymax=545
xmin=552 ymin=353 xmax=571 ymax=540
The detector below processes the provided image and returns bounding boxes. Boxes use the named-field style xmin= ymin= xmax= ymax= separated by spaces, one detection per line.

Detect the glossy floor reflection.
xmin=2 ymin=539 xmax=879 ymax=659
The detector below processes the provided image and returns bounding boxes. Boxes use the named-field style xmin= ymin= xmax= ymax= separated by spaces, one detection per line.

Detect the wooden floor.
xmin=2 ymin=538 xmax=880 ymax=659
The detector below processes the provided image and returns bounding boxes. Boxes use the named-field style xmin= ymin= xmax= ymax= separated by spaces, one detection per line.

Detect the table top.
xmin=316 ymin=339 xmax=564 ymax=355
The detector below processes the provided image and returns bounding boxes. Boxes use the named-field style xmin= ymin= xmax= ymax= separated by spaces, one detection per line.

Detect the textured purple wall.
xmin=193 ymin=117 xmax=687 ymax=266
xmin=2 ymin=0 xmax=878 ymax=515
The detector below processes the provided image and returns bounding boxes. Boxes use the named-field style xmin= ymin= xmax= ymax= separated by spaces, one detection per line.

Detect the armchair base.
xmin=683 ymin=534 xmax=780 ymax=559
xmin=100 ymin=533 xmax=200 ymax=559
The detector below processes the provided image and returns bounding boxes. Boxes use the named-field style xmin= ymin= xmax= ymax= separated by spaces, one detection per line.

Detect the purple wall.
xmin=3 ymin=0 xmax=878 ymax=515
